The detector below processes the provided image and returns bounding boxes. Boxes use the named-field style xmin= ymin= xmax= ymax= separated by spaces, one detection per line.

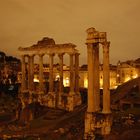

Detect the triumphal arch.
xmin=84 ymin=27 xmax=112 ymax=139
xmin=18 ymin=37 xmax=81 ymax=111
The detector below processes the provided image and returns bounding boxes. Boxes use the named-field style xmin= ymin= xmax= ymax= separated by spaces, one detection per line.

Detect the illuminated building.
xmin=117 ymin=58 xmax=140 ymax=84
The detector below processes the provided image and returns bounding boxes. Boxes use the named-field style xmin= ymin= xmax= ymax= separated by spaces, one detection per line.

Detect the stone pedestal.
xmin=66 ymin=94 xmax=74 ymax=111
xmin=47 ymin=92 xmax=56 ymax=108
xmin=101 ymin=114 xmax=112 ymax=135
xmin=84 ymin=112 xmax=96 ymax=140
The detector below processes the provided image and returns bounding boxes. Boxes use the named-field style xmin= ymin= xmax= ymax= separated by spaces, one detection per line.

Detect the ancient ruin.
xmin=84 ymin=27 xmax=112 ymax=139
xmin=18 ymin=37 xmax=81 ymax=111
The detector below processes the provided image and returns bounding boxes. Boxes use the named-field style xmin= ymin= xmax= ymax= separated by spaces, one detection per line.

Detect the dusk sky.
xmin=0 ymin=0 xmax=140 ymax=65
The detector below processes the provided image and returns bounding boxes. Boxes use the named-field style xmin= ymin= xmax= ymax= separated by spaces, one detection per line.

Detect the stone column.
xmin=58 ymin=53 xmax=64 ymax=107
xmin=49 ymin=53 xmax=54 ymax=93
xmin=67 ymin=53 xmax=75 ymax=111
xmin=84 ymin=27 xmax=98 ymax=139
xmin=21 ymin=55 xmax=26 ymax=91
xmin=75 ymin=53 xmax=80 ymax=93
xmin=94 ymin=45 xmax=100 ymax=111
xmin=69 ymin=53 xmax=74 ymax=95
xmin=87 ymin=44 xmax=96 ymax=112
xmin=75 ymin=53 xmax=81 ymax=106
xmin=27 ymin=55 xmax=31 ymax=90
xmin=48 ymin=53 xmax=55 ymax=108
xmin=39 ymin=54 xmax=44 ymax=94
xmin=102 ymin=42 xmax=111 ymax=113
xmin=29 ymin=55 xmax=34 ymax=92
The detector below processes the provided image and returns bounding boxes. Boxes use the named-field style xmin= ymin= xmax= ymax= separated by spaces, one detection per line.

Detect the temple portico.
xmin=19 ymin=37 xmax=81 ymax=111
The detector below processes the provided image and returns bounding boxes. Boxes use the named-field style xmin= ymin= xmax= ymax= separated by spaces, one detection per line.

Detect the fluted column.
xmin=94 ymin=45 xmax=100 ymax=111
xmin=102 ymin=42 xmax=111 ymax=113
xmin=58 ymin=53 xmax=64 ymax=106
xmin=21 ymin=55 xmax=26 ymax=91
xmin=39 ymin=54 xmax=44 ymax=93
xmin=49 ymin=53 xmax=54 ymax=93
xmin=69 ymin=53 xmax=74 ymax=95
xmin=75 ymin=53 xmax=80 ymax=93
xmin=87 ymin=44 xmax=96 ymax=112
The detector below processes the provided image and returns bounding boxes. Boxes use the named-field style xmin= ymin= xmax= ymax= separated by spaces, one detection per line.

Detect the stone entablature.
xmin=18 ymin=37 xmax=78 ymax=55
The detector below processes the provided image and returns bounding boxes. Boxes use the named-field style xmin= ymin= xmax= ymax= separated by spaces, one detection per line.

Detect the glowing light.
xmin=55 ymin=74 xmax=60 ymax=81
xmin=34 ymin=78 xmax=39 ymax=82
xmin=63 ymin=77 xmax=69 ymax=87
xmin=84 ymin=79 xmax=88 ymax=88
xmin=100 ymin=80 xmax=103 ymax=89
xmin=133 ymin=74 xmax=138 ymax=79
xmin=117 ymin=74 xmax=119 ymax=77
xmin=114 ymin=85 xmax=118 ymax=89
xmin=125 ymin=77 xmax=131 ymax=82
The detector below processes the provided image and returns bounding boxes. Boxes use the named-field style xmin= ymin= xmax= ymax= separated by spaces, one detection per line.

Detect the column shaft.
xmin=27 ymin=56 xmax=31 ymax=90
xmin=69 ymin=53 xmax=74 ymax=94
xmin=39 ymin=54 xmax=44 ymax=93
xmin=75 ymin=53 xmax=80 ymax=93
xmin=30 ymin=55 xmax=34 ymax=91
xmin=21 ymin=55 xmax=26 ymax=91
xmin=49 ymin=54 xmax=54 ymax=93
xmin=94 ymin=45 xmax=100 ymax=111
xmin=102 ymin=42 xmax=111 ymax=113
xmin=87 ymin=44 xmax=96 ymax=112
xmin=58 ymin=53 xmax=64 ymax=93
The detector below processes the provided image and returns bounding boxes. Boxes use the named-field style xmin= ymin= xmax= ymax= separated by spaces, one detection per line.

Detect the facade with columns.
xmin=18 ymin=37 xmax=81 ymax=111
xmin=84 ymin=27 xmax=112 ymax=139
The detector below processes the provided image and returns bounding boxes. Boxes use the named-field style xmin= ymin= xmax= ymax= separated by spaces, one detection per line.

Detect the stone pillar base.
xmin=21 ymin=90 xmax=29 ymax=94
xmin=102 ymin=110 xmax=111 ymax=114
xmin=84 ymin=112 xmax=96 ymax=140
xmin=101 ymin=114 xmax=112 ymax=135
xmin=38 ymin=91 xmax=45 ymax=94
xmin=57 ymin=92 xmax=63 ymax=109
xmin=47 ymin=92 xmax=56 ymax=108
xmin=74 ymin=92 xmax=82 ymax=106
xmin=66 ymin=93 xmax=74 ymax=111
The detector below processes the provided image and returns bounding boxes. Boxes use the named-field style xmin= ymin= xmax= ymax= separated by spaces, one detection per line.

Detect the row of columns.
xmin=84 ymin=27 xmax=111 ymax=139
xmin=87 ymin=42 xmax=111 ymax=113
xmin=21 ymin=53 xmax=80 ymax=105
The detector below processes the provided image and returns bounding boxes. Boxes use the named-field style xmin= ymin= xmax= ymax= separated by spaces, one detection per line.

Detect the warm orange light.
xmin=63 ymin=77 xmax=69 ymax=87
xmin=133 ymin=74 xmax=138 ymax=79
xmin=125 ymin=77 xmax=131 ymax=82
xmin=34 ymin=78 xmax=39 ymax=82
xmin=84 ymin=79 xmax=88 ymax=88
